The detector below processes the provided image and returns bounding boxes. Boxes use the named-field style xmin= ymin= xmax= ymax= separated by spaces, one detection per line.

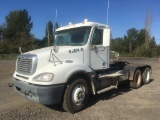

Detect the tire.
xmin=62 ymin=78 xmax=89 ymax=113
xmin=142 ymin=68 xmax=151 ymax=84
xmin=130 ymin=69 xmax=142 ymax=89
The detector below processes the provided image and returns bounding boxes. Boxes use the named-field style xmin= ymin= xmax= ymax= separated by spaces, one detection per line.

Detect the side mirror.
xmin=103 ymin=28 xmax=110 ymax=47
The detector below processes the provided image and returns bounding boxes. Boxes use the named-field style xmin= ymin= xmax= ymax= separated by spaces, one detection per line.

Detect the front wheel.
xmin=62 ymin=78 xmax=89 ymax=113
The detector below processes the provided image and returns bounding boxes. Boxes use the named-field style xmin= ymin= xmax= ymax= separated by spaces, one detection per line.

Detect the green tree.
xmin=3 ymin=9 xmax=33 ymax=39
xmin=110 ymin=37 xmax=124 ymax=53
xmin=40 ymin=37 xmax=47 ymax=48
xmin=157 ymin=45 xmax=160 ymax=56
xmin=126 ymin=28 xmax=139 ymax=53
xmin=0 ymin=24 xmax=6 ymax=40
xmin=46 ymin=21 xmax=54 ymax=46
xmin=137 ymin=28 xmax=146 ymax=46
xmin=53 ymin=22 xmax=59 ymax=44
xmin=1 ymin=9 xmax=38 ymax=53
xmin=54 ymin=22 xmax=59 ymax=32
xmin=0 ymin=26 xmax=2 ymax=40
xmin=111 ymin=27 xmax=159 ymax=57
xmin=134 ymin=36 xmax=158 ymax=57
xmin=148 ymin=37 xmax=157 ymax=57
xmin=42 ymin=21 xmax=59 ymax=47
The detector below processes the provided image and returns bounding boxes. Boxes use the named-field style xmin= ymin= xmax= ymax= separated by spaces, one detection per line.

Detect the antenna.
xmin=107 ymin=0 xmax=110 ymax=25
xmin=55 ymin=9 xmax=57 ymax=23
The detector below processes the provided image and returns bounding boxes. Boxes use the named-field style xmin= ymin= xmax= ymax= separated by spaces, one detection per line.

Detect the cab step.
xmin=98 ymin=70 xmax=125 ymax=79
xmin=97 ymin=81 xmax=118 ymax=94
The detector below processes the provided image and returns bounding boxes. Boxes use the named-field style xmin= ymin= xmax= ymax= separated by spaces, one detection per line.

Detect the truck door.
xmin=90 ymin=28 xmax=109 ymax=70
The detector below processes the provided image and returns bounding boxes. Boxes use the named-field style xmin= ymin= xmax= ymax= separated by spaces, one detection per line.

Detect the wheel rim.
xmin=136 ymin=72 xmax=141 ymax=85
xmin=72 ymin=85 xmax=86 ymax=105
xmin=145 ymin=70 xmax=150 ymax=82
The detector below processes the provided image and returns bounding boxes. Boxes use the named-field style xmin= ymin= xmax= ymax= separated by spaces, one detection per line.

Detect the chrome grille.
xmin=16 ymin=54 xmax=37 ymax=75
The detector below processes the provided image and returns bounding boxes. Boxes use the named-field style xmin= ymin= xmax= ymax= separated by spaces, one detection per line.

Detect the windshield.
xmin=54 ymin=27 xmax=91 ymax=46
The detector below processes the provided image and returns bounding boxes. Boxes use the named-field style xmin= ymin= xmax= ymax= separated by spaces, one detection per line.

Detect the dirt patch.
xmin=0 ymin=58 xmax=160 ymax=120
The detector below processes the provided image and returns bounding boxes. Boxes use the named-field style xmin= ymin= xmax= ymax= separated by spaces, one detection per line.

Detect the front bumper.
xmin=13 ymin=78 xmax=65 ymax=105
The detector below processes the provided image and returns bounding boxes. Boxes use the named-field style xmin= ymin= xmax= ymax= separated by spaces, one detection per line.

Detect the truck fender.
xmin=65 ymin=70 xmax=96 ymax=95
xmin=124 ymin=64 xmax=151 ymax=81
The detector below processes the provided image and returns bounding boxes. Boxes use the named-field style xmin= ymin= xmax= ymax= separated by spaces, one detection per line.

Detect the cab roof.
xmin=56 ymin=19 xmax=110 ymax=32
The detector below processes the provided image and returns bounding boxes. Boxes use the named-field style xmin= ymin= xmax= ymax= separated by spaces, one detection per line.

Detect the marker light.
xmin=84 ymin=19 xmax=88 ymax=23
xmin=69 ymin=22 xmax=72 ymax=25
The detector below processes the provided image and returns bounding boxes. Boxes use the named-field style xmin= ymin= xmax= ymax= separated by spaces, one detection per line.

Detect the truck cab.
xmin=12 ymin=19 xmax=151 ymax=113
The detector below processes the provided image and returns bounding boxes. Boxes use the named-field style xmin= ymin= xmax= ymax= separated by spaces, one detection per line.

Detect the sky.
xmin=0 ymin=0 xmax=160 ymax=44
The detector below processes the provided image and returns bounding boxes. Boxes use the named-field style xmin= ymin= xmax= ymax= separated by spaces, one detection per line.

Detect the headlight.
xmin=33 ymin=73 xmax=54 ymax=82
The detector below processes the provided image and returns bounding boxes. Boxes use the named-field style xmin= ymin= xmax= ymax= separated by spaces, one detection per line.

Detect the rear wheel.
xmin=62 ymin=78 xmax=89 ymax=113
xmin=130 ymin=69 xmax=142 ymax=89
xmin=142 ymin=68 xmax=151 ymax=84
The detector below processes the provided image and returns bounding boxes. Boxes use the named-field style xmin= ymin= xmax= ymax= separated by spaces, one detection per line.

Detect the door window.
xmin=91 ymin=29 xmax=103 ymax=45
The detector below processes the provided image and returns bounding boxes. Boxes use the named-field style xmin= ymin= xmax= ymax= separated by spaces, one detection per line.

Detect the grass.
xmin=0 ymin=54 xmax=18 ymax=60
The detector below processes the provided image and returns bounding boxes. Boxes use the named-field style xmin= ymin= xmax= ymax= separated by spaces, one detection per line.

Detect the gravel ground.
xmin=0 ymin=58 xmax=160 ymax=120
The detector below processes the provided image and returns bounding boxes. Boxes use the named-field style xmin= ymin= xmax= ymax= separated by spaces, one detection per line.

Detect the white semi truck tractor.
xmin=11 ymin=19 xmax=151 ymax=113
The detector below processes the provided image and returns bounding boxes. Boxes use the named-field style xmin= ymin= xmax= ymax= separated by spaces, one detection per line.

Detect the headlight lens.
xmin=33 ymin=73 xmax=54 ymax=82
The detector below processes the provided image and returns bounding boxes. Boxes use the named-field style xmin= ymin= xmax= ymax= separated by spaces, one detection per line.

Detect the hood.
xmin=21 ymin=46 xmax=85 ymax=73
xmin=25 ymin=46 xmax=85 ymax=62
xmin=25 ymin=46 xmax=69 ymax=59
